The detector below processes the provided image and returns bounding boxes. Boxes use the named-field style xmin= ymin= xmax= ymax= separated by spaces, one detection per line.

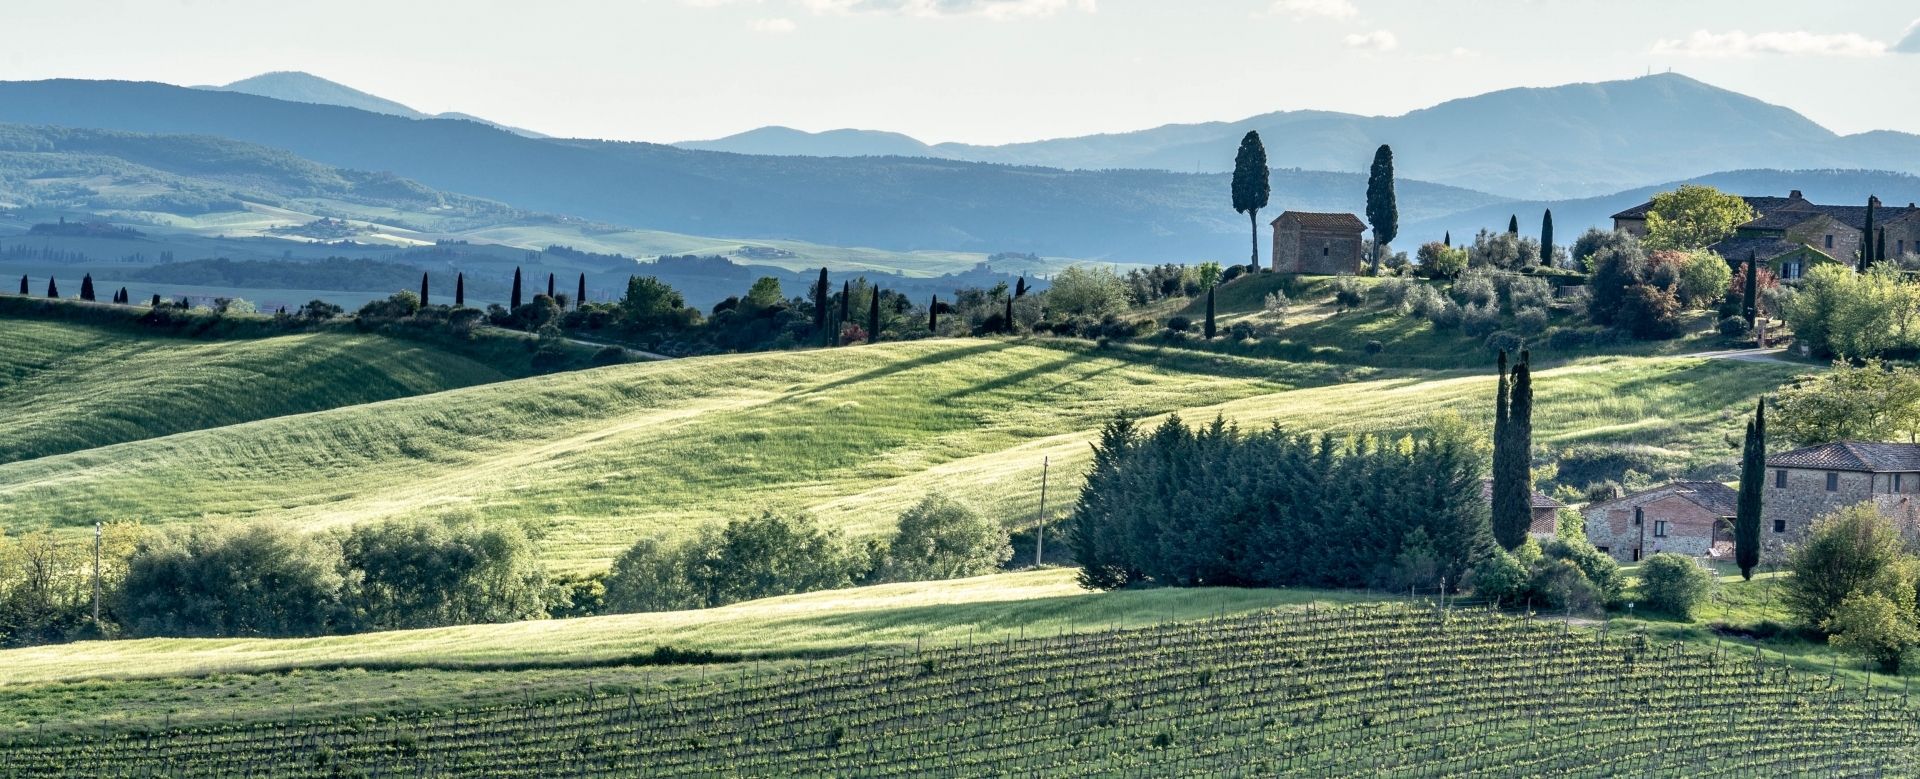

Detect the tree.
xmin=745 ymin=277 xmax=784 ymax=309
xmin=118 ymin=521 xmax=344 ymax=638
xmin=1231 ymin=131 xmax=1271 ymax=268
xmin=1735 ymin=399 xmax=1765 ymax=580
xmin=1741 ymin=253 xmax=1758 ymax=325
xmin=1047 ymin=265 xmax=1128 ymax=317
xmin=16 ymin=275 xmax=24 ymax=295
xmin=1671 ymin=250 xmax=1731 ymax=309
xmin=1539 ymin=210 xmax=1554 ymax=267
xmin=1003 ymin=297 xmax=1014 ymax=334
xmin=1492 ymin=350 xmax=1534 ymax=550
xmin=1860 ymin=196 xmax=1879 ymax=272
xmin=1771 ymin=359 xmax=1920 ymax=447
xmin=1826 ymin=592 xmax=1920 ymax=672
xmin=577 ymin=273 xmax=586 ymax=310
xmin=928 ymin=295 xmax=939 ymax=332
xmin=1416 ymin=242 xmax=1468 ymax=278
xmin=1638 ymin=553 xmax=1713 ymax=619
xmin=1203 ymin=287 xmax=1216 ymax=339
xmin=1444 ymin=231 xmax=1451 ymax=247
xmin=1015 ymin=277 xmax=1027 ymax=297
xmin=79 ymin=274 xmax=94 ymax=301
xmin=1365 ymin=144 xmax=1398 ymax=275
xmin=839 ymin=280 xmax=850 ymax=324
xmin=1877 ymin=228 xmax=1888 ymax=265
xmin=620 ymin=275 xmax=687 ymax=328
xmin=455 ymin=273 xmax=465 ymax=307
xmin=877 ymin=494 xmax=1012 ymax=582
xmin=546 ymin=273 xmax=555 ymax=300
xmin=1782 ymin=503 xmax=1918 ymax=629
xmin=1781 ymin=264 xmax=1917 ymax=359
xmin=46 ymin=278 xmax=57 ymax=298
xmin=813 ymin=268 xmax=831 ymax=338
xmin=1643 ymin=184 xmax=1755 ymax=251
xmin=338 ymin=517 xmax=552 ymax=631
xmin=419 ymin=272 xmax=429 ymax=306
xmin=1587 ymin=233 xmax=1649 ymax=327
xmin=868 ymin=286 xmax=881 ymax=343
xmin=510 ymin=267 xmax=523 ymax=309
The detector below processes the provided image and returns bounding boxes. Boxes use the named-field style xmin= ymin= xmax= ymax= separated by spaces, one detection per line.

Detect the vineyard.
xmin=5 ymin=605 xmax=1916 ymax=778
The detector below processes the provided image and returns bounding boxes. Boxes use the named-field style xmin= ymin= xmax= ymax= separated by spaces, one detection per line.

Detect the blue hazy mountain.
xmin=675 ymin=126 xmax=955 ymax=159
xmin=195 ymin=71 xmax=551 ymax=139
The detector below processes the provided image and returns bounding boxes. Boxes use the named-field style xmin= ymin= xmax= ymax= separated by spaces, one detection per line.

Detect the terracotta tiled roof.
xmin=1583 ymin=480 xmax=1738 ymax=517
xmin=1738 ymin=211 xmax=1827 ymax=231
xmin=1479 ymin=478 xmax=1565 ymax=509
xmin=1811 ymin=204 xmax=1920 ymax=231
xmin=1611 ymin=194 xmax=1809 ymax=222
xmin=1767 ymin=441 xmax=1920 ymax=473
xmin=1710 ymin=237 xmax=1825 ymax=263
xmin=1271 ymin=211 xmax=1366 ymax=231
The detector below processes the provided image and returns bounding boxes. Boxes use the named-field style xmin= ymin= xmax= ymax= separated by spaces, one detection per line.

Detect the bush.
xmin=1364 ymin=339 xmax=1383 ymax=355
xmin=1483 ymin=330 xmax=1523 ymax=355
xmin=1166 ymin=315 xmax=1192 ymax=332
xmin=1826 ymin=592 xmax=1920 ymax=672
xmin=1506 ymin=275 xmax=1553 ymax=311
xmin=119 ymin=522 xmax=344 ymax=638
xmin=604 ymin=511 xmax=864 ymax=613
xmin=1331 ymin=276 xmax=1367 ymax=309
xmin=1471 ymin=549 xmax=1529 ymax=606
xmin=338 ymin=517 xmax=554 ymax=631
xmin=1546 ymin=328 xmax=1589 ymax=351
xmin=877 ymin=494 xmax=1012 ymax=583
xmin=1229 ymin=321 xmax=1254 ymax=341
xmin=1460 ymin=303 xmax=1500 ymax=338
xmin=1426 ymin=299 xmax=1463 ymax=330
xmin=1782 ymin=503 xmax=1919 ymax=630
xmin=1452 ymin=268 xmax=1497 ymax=307
xmin=1637 ymin=553 xmax=1713 ymax=619
xmin=1262 ymin=290 xmax=1291 ymax=314
xmin=1716 ymin=316 xmax=1751 ymax=337
xmin=1401 ymin=284 xmax=1445 ymax=316
xmin=1513 ymin=307 xmax=1548 ymax=336
xmin=1620 ymin=284 xmax=1683 ymax=340
xmin=1674 ymin=250 xmax=1732 ymax=308
xmin=1377 ymin=278 xmax=1412 ymax=307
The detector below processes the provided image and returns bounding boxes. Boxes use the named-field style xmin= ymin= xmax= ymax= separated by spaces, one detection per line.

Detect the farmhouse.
xmin=1582 ymin=481 xmax=1737 ymax=563
xmin=1270 ymin=211 xmax=1365 ymax=274
xmin=1480 ymin=478 xmax=1565 ymax=540
xmin=1761 ymin=441 xmax=1920 ymax=554
xmin=1610 ymin=190 xmax=1920 ymax=278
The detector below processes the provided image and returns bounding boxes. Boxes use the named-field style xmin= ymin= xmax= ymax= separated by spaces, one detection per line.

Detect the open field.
xmin=0 ymin=334 xmax=1797 ymax=569
xmin=0 ymin=318 xmax=507 ymax=464
xmin=6 ymin=605 xmax=1914 ymax=777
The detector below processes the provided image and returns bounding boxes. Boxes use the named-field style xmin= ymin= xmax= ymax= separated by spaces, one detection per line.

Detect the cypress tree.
xmin=839 ymin=281 xmax=850 ymax=323
xmin=1507 ymin=215 xmax=1519 ymax=235
xmin=1444 ymin=231 xmax=1451 ymax=248
xmin=1491 ymin=351 xmax=1515 ymax=549
xmin=1492 ymin=350 xmax=1535 ymax=550
xmin=577 ymin=273 xmax=587 ymax=309
xmin=79 ymin=274 xmax=94 ymax=301
xmin=1540 ymin=209 xmax=1554 ymax=266
xmin=1364 ymin=144 xmax=1398 ymax=275
xmin=547 ymin=273 xmax=555 ymax=300
xmin=1231 ymin=130 xmax=1271 ymax=269
xmin=1204 ymin=287 xmax=1217 ymax=339
xmin=420 ymin=272 xmax=430 ymax=306
xmin=1860 ymin=196 xmax=1877 ymax=272
xmin=46 ymin=278 xmax=58 ymax=298
xmin=1015 ymin=277 xmax=1027 ymax=297
xmin=150 ymin=294 xmax=161 ymax=307
xmin=17 ymin=275 xmax=25 ymax=295
xmin=929 ymin=295 xmax=939 ymax=332
xmin=1004 ymin=297 xmax=1014 ymax=334
xmin=868 ymin=287 xmax=881 ymax=343
xmin=1734 ymin=398 xmax=1766 ymax=580
xmin=510 ymin=267 xmax=523 ymax=309
xmin=455 ymin=273 xmax=465 ymax=307
xmin=1742 ymin=251 xmax=1759 ymax=326
xmin=813 ymin=268 xmax=831 ymax=341
xmin=1877 ymin=228 xmax=1887 ymax=264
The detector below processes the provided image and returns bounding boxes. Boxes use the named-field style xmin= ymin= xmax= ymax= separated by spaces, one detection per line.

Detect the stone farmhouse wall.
xmin=1584 ymin=488 xmax=1728 ymax=563
xmin=1762 ymin=468 xmax=1920 ymax=557
xmin=1272 ymin=222 xmax=1362 ymax=274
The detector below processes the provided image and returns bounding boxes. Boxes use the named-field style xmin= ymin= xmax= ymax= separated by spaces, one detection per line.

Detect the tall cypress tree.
xmin=46 ymin=278 xmax=58 ymax=298
xmin=1540 ymin=210 xmax=1555 ymax=267
xmin=1490 ymin=351 xmax=1516 ymax=549
xmin=1444 ymin=231 xmax=1451 ymax=248
xmin=1860 ymin=196 xmax=1878 ymax=272
xmin=1507 ymin=215 xmax=1519 ymax=235
xmin=1492 ymin=350 xmax=1535 ymax=550
xmin=1204 ymin=287 xmax=1217 ymax=339
xmin=813 ymin=268 xmax=831 ymax=341
xmin=1231 ymin=131 xmax=1271 ymax=269
xmin=1734 ymin=398 xmax=1766 ymax=580
xmin=577 ymin=273 xmax=587 ymax=309
xmin=1364 ymin=144 xmax=1398 ymax=275
xmin=547 ymin=273 xmax=555 ymax=300
xmin=1015 ymin=277 xmax=1027 ymax=297
xmin=420 ymin=273 xmax=430 ymax=306
xmin=510 ymin=267 xmax=523 ymax=309
xmin=455 ymin=273 xmax=466 ymax=307
xmin=1004 ymin=297 xmax=1014 ymax=334
xmin=1742 ymin=251 xmax=1759 ymax=326
xmin=1877 ymin=228 xmax=1888 ymax=264
xmin=868 ymin=287 xmax=881 ymax=343
xmin=79 ymin=274 xmax=95 ymax=301
xmin=839 ymin=281 xmax=850 ymax=325
xmin=928 ymin=295 xmax=939 ymax=332
xmin=151 ymin=293 xmax=161 ymax=307
xmin=17 ymin=275 xmax=26 ymax=295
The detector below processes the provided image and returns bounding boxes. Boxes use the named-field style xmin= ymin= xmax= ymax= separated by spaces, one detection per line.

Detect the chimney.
xmin=1789 ymin=190 xmax=1802 ymax=199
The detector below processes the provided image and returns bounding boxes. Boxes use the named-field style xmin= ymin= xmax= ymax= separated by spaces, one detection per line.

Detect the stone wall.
xmin=1272 ymin=225 xmax=1362 ymax=275
xmin=1761 ymin=468 xmax=1920 ymax=558
xmin=1584 ymin=489 xmax=1727 ymax=563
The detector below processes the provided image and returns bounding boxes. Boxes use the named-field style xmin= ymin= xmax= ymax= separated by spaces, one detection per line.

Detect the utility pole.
xmin=1035 ymin=457 xmax=1050 ymax=567
xmin=92 ymin=522 xmax=101 ymax=625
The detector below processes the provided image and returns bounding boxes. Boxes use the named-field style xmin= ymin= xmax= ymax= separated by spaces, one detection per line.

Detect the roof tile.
xmin=1767 ymin=441 xmax=1920 ymax=473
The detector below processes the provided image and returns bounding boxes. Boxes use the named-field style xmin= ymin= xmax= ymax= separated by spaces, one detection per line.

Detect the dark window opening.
xmin=1773 ymin=520 xmax=1786 ymax=533
xmin=1653 ymin=520 xmax=1670 ymax=537
xmin=1322 ymin=247 xmax=1329 ymax=256
xmin=1826 ymin=235 xmax=1834 ymax=248
xmin=1634 ymin=507 xmax=1643 ymax=525
xmin=1632 ymin=548 xmax=1641 ymax=562
xmin=1827 ymin=472 xmax=1839 ymax=491
xmin=1775 ymin=469 xmax=1786 ymax=488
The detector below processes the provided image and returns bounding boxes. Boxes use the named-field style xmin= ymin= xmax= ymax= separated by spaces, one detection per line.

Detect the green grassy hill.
xmin=0 ymin=336 xmax=1795 ymax=569
xmin=0 ymin=318 xmax=508 ymax=464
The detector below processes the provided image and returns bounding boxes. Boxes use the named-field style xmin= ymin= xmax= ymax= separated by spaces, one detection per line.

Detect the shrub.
xmin=1675 ymin=250 xmax=1732 ymax=308
xmin=1716 ymin=316 xmax=1750 ymax=337
xmin=1546 ymin=328 xmax=1589 ymax=351
xmin=1262 ymin=290 xmax=1291 ymax=314
xmin=1452 ymin=268 xmax=1497 ymax=307
xmin=1513 ymin=307 xmax=1548 ymax=336
xmin=1826 ymin=592 xmax=1920 ymax=672
xmin=1782 ymin=504 xmax=1919 ymax=629
xmin=1377 ymin=278 xmax=1412 ymax=307
xmin=1401 ymin=284 xmax=1445 ymax=316
xmin=119 ymin=521 xmax=344 ymax=638
xmin=1483 ymin=330 xmax=1523 ymax=355
xmin=338 ymin=517 xmax=554 ymax=631
xmin=1166 ymin=315 xmax=1192 ymax=332
xmin=1470 ymin=549 xmax=1529 ymax=606
xmin=1637 ymin=553 xmax=1713 ymax=619
xmin=1460 ymin=303 xmax=1500 ymax=338
xmin=1364 ymin=339 xmax=1383 ymax=355
xmin=604 ymin=511 xmax=864 ymax=613
xmin=1331 ymin=276 xmax=1367 ymax=309
xmin=1620 ymin=284 xmax=1683 ymax=340
xmin=877 ymin=494 xmax=1012 ymax=583
xmin=1229 ymin=321 xmax=1254 ymax=341
xmin=1426 ymin=299 xmax=1462 ymax=330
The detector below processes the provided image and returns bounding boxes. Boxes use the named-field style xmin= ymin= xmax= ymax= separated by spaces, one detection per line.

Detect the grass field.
xmin=0 ymin=318 xmax=508 ymax=464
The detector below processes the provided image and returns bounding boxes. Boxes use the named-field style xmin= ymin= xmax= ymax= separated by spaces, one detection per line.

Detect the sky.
xmin=3 ymin=0 xmax=1917 ymax=145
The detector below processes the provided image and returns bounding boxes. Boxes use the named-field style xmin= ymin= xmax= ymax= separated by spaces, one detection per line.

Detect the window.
xmin=1898 ymin=473 xmax=1905 ymax=493
xmin=1653 ymin=520 xmax=1670 ymax=537
xmin=1634 ymin=507 xmax=1643 ymax=526
xmin=1773 ymin=520 xmax=1786 ymax=533
xmin=1775 ymin=469 xmax=1787 ymax=488
xmin=1826 ymin=235 xmax=1834 ymax=249
xmin=1322 ymin=247 xmax=1329 ymax=256
xmin=1827 ymin=472 xmax=1839 ymax=491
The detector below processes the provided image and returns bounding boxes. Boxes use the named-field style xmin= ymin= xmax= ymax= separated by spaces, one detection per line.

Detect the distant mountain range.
xmin=194 ymin=72 xmax=551 ymax=139
xmin=678 ymin=74 xmax=1920 ymax=201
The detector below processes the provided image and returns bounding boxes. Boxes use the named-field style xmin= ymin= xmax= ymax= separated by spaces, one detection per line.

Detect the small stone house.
xmin=1480 ymin=478 xmax=1565 ymax=540
xmin=1762 ymin=441 xmax=1920 ymax=554
xmin=1270 ymin=211 xmax=1365 ymax=275
xmin=1582 ymin=481 xmax=1737 ymax=563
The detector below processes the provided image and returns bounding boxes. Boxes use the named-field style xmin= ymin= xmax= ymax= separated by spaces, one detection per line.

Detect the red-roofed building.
xmin=1270 ymin=211 xmax=1366 ymax=275
xmin=1762 ymin=441 xmax=1920 ymax=554
xmin=1581 ymin=481 xmax=1738 ymax=563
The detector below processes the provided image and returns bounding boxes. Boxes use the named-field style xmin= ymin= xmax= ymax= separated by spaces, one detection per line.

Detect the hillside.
xmin=5 ymin=604 xmax=1912 ymax=776
xmin=0 ymin=317 xmax=509 ymax=464
xmin=0 ymin=79 xmax=1507 ymax=262
xmin=0 ymin=337 xmax=1796 ymax=570
xmin=197 ymin=71 xmax=550 ymax=139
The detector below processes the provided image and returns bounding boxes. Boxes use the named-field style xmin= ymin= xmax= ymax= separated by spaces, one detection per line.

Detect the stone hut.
xmin=1270 ymin=211 xmax=1365 ymax=275
xmin=1762 ymin=441 xmax=1920 ymax=555
xmin=1582 ymin=481 xmax=1737 ymax=563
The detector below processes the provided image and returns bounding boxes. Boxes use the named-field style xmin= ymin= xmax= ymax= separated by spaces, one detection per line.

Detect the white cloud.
xmin=679 ymin=0 xmax=757 ymax=6
xmin=801 ymin=0 xmax=1094 ymax=19
xmin=1896 ymin=19 xmax=1920 ymax=54
xmin=748 ymin=17 xmax=796 ymax=32
xmin=1269 ymin=0 xmax=1356 ymax=20
xmin=1342 ymin=30 xmax=1396 ymax=51
xmin=1650 ymin=30 xmax=1888 ymax=58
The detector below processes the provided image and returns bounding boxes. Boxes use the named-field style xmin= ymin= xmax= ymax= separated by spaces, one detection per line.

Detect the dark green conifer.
xmin=1231 ymin=131 xmax=1271 ymax=268
xmin=1877 ymin=228 xmax=1887 ymax=264
xmin=1444 ymin=231 xmax=1451 ymax=247
xmin=17 ymin=275 xmax=25 ymax=295
xmin=1364 ymin=144 xmax=1398 ymax=274
xmin=928 ymin=295 xmax=939 ymax=332
xmin=577 ymin=274 xmax=587 ymax=309
xmin=1540 ymin=210 xmax=1554 ymax=266
xmin=547 ymin=273 xmax=555 ymax=300
xmin=1004 ymin=297 xmax=1014 ymax=334
xmin=1204 ymin=287 xmax=1216 ymax=339
xmin=1491 ymin=350 xmax=1536 ymax=550
xmin=814 ymin=268 xmax=831 ymax=342
xmin=455 ymin=273 xmax=465 ymax=307
xmin=47 ymin=278 xmax=58 ymax=298
xmin=1742 ymin=252 xmax=1758 ymax=326
xmin=79 ymin=274 xmax=94 ymax=301
xmin=420 ymin=273 xmax=429 ymax=306
xmin=150 ymin=294 xmax=161 ymax=307
xmin=1507 ymin=215 xmax=1518 ymax=235
xmin=1735 ymin=398 xmax=1765 ymax=580
xmin=510 ymin=267 xmax=523 ymax=309
xmin=839 ymin=281 xmax=850 ymax=323
xmin=1860 ymin=196 xmax=1877 ymax=272
xmin=868 ymin=287 xmax=881 ymax=343
xmin=1015 ymin=277 xmax=1027 ymax=297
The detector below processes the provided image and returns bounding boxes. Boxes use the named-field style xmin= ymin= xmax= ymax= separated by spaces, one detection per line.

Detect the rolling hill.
xmin=196 ymin=71 xmax=551 ymax=139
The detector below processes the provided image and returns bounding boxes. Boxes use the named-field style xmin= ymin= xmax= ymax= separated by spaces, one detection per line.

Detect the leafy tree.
xmin=1415 ymin=242 xmax=1468 ymax=278
xmin=510 ymin=267 xmax=523 ymax=309
xmin=1827 ymin=592 xmax=1920 ymax=672
xmin=878 ymin=494 xmax=1011 ymax=582
xmin=1203 ymin=287 xmax=1216 ymax=339
xmin=621 ymin=275 xmax=688 ymax=328
xmin=1047 ymin=265 xmax=1128 ymax=317
xmin=339 ymin=517 xmax=553 ymax=631
xmin=1664 ymin=249 xmax=1731 ymax=309
xmin=1620 ymin=283 xmax=1684 ymax=340
xmin=1771 ymin=360 xmax=1920 ymax=447
xmin=1643 ymin=184 xmax=1755 ymax=251
xmin=1470 ymin=549 xmax=1529 ymax=605
xmin=1539 ymin=210 xmax=1554 ymax=267
xmin=1782 ymin=264 xmax=1916 ymax=359
xmin=1587 ymin=232 xmax=1648 ymax=327
xmin=1195 ymin=261 xmax=1224 ymax=290
xmin=455 ymin=273 xmax=465 ymax=307
xmin=1638 ymin=553 xmax=1713 ymax=619
xmin=1782 ymin=503 xmax=1919 ymax=630
xmin=1365 ymin=145 xmax=1398 ymax=274
xmin=1231 ymin=131 xmax=1270 ymax=268
xmin=746 ymin=277 xmax=784 ymax=309
xmin=118 ymin=521 xmax=344 ymax=638
xmin=1467 ymin=229 xmax=1539 ymax=271
xmin=601 ymin=536 xmax=702 ymax=613
xmin=604 ymin=512 xmax=862 ymax=613
xmin=1735 ymin=399 xmax=1765 ymax=580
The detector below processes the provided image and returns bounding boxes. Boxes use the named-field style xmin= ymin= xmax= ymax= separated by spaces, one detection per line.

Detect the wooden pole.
xmin=1035 ymin=457 xmax=1050 ymax=567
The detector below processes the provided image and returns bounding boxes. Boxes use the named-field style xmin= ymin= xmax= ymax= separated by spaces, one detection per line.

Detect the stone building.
xmin=1582 ymin=481 xmax=1737 ymax=563
xmin=1479 ymin=478 xmax=1565 ymax=540
xmin=1762 ymin=441 xmax=1920 ymax=555
xmin=1270 ymin=211 xmax=1365 ymax=275
xmin=1610 ymin=190 xmax=1920 ymax=276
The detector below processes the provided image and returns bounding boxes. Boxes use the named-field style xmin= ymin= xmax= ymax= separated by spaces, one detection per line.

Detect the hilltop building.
xmin=1610 ymin=191 xmax=1920 ymax=279
xmin=1270 ymin=211 xmax=1365 ymax=274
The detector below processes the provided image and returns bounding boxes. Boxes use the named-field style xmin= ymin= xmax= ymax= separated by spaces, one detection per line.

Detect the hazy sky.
xmin=5 ymin=0 xmax=1917 ymax=145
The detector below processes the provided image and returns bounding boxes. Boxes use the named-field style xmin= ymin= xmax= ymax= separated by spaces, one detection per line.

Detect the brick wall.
xmin=1584 ymin=489 xmax=1728 ymax=563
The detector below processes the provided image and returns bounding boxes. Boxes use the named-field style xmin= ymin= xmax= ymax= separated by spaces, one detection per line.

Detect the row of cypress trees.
xmin=1489 ymin=349 xmax=1534 ymax=550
